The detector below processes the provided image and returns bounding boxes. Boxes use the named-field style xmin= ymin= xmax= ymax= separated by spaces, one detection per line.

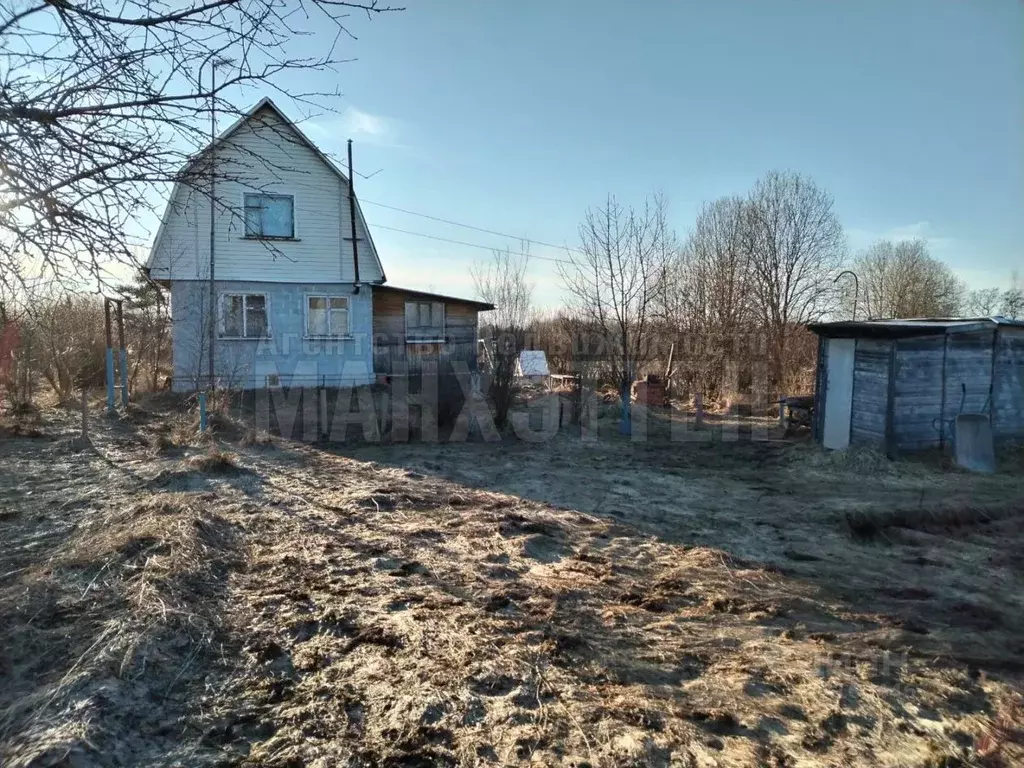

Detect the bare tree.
xmin=1001 ymin=271 xmax=1024 ymax=320
xmin=659 ymin=196 xmax=752 ymax=399
xmin=746 ymin=171 xmax=845 ymax=390
xmin=118 ymin=270 xmax=170 ymax=391
xmin=854 ymin=239 xmax=965 ymax=319
xmin=0 ymin=0 xmax=400 ymax=293
xmin=559 ymin=194 xmax=675 ymax=393
xmin=472 ymin=244 xmax=533 ymax=429
xmin=965 ymin=287 xmax=1003 ymax=317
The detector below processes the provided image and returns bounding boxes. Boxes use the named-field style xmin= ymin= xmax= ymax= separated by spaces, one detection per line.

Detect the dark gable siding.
xmin=850 ymin=339 xmax=891 ymax=446
xmin=812 ymin=335 xmax=828 ymax=442
xmin=372 ymin=289 xmax=481 ymax=374
xmin=891 ymin=335 xmax=946 ymax=451
xmin=992 ymin=327 xmax=1024 ymax=441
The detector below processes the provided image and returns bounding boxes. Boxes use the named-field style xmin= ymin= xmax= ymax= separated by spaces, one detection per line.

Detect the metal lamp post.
xmin=834 ymin=270 xmax=859 ymax=321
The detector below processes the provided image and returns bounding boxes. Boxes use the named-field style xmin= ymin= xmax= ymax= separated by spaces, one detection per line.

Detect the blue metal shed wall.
xmin=891 ymin=335 xmax=946 ymax=451
xmin=992 ymin=327 xmax=1024 ymax=441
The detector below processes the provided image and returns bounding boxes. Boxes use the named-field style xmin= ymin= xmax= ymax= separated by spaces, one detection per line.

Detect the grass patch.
xmin=187 ymin=449 xmax=239 ymax=474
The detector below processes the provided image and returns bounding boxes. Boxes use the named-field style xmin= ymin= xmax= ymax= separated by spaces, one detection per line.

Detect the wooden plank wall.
xmin=992 ymin=327 xmax=1024 ymax=441
xmin=372 ymin=290 xmax=480 ymax=374
xmin=850 ymin=339 xmax=891 ymax=446
xmin=891 ymin=335 xmax=946 ymax=451
xmin=940 ymin=330 xmax=995 ymax=437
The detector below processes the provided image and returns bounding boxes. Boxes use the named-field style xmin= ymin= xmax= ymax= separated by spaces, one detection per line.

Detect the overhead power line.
xmin=361 ymin=198 xmax=585 ymax=257
xmin=367 ymin=222 xmax=577 ymax=267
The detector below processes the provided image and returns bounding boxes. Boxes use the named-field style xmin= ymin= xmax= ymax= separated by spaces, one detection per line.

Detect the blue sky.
xmin=188 ymin=1 xmax=1024 ymax=307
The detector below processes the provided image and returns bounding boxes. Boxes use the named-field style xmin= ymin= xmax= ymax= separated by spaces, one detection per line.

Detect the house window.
xmin=243 ymin=193 xmax=294 ymax=239
xmin=405 ymin=301 xmax=444 ymax=342
xmin=220 ymin=293 xmax=269 ymax=338
xmin=306 ymin=295 xmax=350 ymax=337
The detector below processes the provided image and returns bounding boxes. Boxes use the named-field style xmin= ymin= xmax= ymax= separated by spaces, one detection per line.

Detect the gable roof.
xmin=147 ymin=97 xmax=385 ymax=283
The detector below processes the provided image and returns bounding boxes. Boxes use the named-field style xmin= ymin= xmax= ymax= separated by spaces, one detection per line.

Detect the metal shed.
xmin=808 ymin=317 xmax=1024 ymax=453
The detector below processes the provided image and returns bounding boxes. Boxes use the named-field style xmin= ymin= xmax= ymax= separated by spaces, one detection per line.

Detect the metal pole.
xmin=834 ymin=270 xmax=859 ymax=321
xmin=198 ymin=391 xmax=208 ymax=432
xmin=104 ymin=299 xmax=115 ymax=412
xmin=207 ymin=61 xmax=217 ymax=391
xmin=116 ymin=299 xmax=128 ymax=407
xmin=347 ymin=140 xmax=361 ymax=292
xmin=620 ymin=365 xmax=632 ymax=436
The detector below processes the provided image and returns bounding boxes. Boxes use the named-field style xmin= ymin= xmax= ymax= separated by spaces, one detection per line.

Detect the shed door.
xmin=823 ymin=338 xmax=855 ymax=450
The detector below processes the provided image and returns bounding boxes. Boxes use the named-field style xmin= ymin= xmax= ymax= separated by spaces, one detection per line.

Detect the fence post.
xmin=80 ymin=389 xmax=89 ymax=440
xmin=319 ymin=386 xmax=327 ymax=441
xmin=198 ymin=391 xmax=208 ymax=432
xmin=620 ymin=370 xmax=632 ymax=436
xmin=103 ymin=299 xmax=115 ymax=413
xmin=116 ymin=299 xmax=128 ymax=408
xmin=778 ymin=396 xmax=786 ymax=428
xmin=695 ymin=393 xmax=704 ymax=429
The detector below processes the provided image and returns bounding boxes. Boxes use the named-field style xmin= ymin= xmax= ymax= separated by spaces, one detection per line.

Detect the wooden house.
xmin=808 ymin=317 xmax=1024 ymax=452
xmin=146 ymin=97 xmax=493 ymax=390
xmin=372 ymin=286 xmax=493 ymax=375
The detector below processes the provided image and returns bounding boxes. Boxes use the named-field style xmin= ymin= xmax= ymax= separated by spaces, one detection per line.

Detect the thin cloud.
xmin=343 ymin=107 xmax=391 ymax=139
xmin=847 ymin=221 xmax=954 ymax=252
xmin=305 ymin=106 xmax=402 ymax=148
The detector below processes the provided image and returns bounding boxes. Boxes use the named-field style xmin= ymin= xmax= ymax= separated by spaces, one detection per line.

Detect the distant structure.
xmin=516 ymin=350 xmax=550 ymax=384
xmin=808 ymin=317 xmax=1024 ymax=453
xmin=145 ymin=97 xmax=492 ymax=390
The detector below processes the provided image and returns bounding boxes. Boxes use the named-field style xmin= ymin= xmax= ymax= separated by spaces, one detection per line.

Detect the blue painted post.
xmin=105 ymin=349 xmax=115 ymax=411
xmin=116 ymin=300 xmax=129 ymax=408
xmin=620 ymin=368 xmax=632 ymax=436
xmin=103 ymin=299 xmax=115 ymax=413
xmin=198 ymin=392 xmax=208 ymax=432
xmin=120 ymin=349 xmax=129 ymax=408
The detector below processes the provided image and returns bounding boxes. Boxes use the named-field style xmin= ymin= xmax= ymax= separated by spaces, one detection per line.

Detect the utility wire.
xmin=367 ymin=222 xmax=578 ymax=266
xmin=361 ymin=198 xmax=585 ymax=257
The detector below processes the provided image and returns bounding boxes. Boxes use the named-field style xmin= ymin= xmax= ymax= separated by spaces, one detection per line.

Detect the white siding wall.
xmin=149 ymin=105 xmax=383 ymax=283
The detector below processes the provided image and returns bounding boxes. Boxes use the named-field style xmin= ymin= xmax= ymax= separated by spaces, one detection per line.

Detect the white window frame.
xmin=304 ymin=293 xmax=351 ymax=339
xmin=242 ymin=192 xmax=296 ymax=240
xmin=218 ymin=292 xmax=271 ymax=339
xmin=405 ymin=300 xmax=445 ymax=344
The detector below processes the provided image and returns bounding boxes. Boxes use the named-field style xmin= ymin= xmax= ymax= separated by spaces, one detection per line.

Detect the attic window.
xmin=405 ymin=301 xmax=444 ymax=343
xmin=244 ymin=193 xmax=294 ymax=239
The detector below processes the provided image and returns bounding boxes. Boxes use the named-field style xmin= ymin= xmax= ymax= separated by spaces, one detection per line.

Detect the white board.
xmin=823 ymin=338 xmax=855 ymax=450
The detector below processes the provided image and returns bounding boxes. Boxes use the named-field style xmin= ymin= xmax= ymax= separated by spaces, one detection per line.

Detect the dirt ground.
xmin=1 ymin=398 xmax=1023 ymax=767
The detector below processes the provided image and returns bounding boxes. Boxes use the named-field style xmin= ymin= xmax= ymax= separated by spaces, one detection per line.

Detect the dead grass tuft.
xmin=800 ymin=444 xmax=919 ymax=475
xmin=186 ymin=448 xmax=239 ymax=473
xmin=240 ymin=428 xmax=274 ymax=448
xmin=0 ymin=486 xmax=241 ymax=765
xmin=845 ymin=503 xmax=1024 ymax=540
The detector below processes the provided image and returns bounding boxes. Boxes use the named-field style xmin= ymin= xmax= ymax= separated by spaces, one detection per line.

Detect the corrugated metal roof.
xmin=375 ymin=285 xmax=495 ymax=310
xmin=809 ymin=316 xmax=1024 ymax=337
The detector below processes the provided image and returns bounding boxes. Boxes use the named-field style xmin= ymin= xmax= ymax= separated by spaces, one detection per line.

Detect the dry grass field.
xmin=1 ymin=397 xmax=1022 ymax=767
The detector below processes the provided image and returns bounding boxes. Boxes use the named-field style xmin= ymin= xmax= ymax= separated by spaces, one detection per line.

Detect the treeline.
xmin=0 ymin=275 xmax=169 ymax=408
xmin=481 ymin=170 xmax=1020 ymax=404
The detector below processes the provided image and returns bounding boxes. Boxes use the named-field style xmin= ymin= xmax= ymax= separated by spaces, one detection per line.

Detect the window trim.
xmin=241 ymin=192 xmax=297 ymax=240
xmin=304 ymin=293 xmax=352 ymax=339
xmin=218 ymin=291 xmax=271 ymax=339
xmin=404 ymin=300 xmax=446 ymax=344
